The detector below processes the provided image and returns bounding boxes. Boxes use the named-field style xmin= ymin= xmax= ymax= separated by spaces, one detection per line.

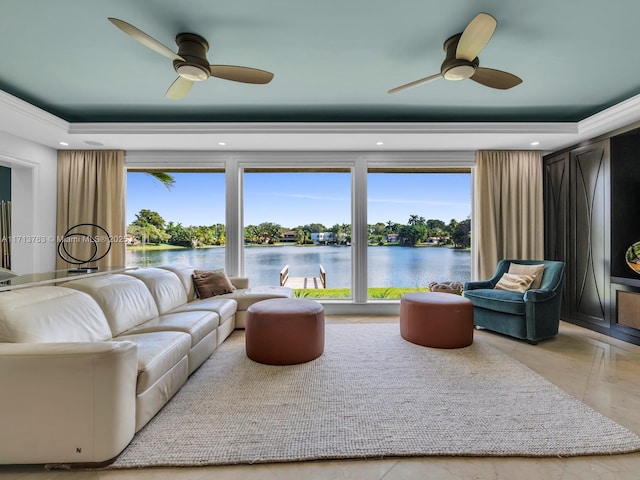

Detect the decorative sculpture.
xmin=57 ymin=223 xmax=111 ymax=272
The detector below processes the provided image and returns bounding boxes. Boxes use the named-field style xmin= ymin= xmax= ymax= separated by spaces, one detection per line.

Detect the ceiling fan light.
xmin=177 ymin=64 xmax=209 ymax=82
xmin=444 ymin=65 xmax=476 ymax=81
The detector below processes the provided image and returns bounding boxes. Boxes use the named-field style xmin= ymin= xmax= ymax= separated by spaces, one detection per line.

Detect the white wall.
xmin=0 ymin=131 xmax=57 ymax=274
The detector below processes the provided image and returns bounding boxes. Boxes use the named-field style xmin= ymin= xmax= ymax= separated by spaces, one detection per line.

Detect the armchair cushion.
xmin=464 ymin=280 xmax=494 ymax=291
xmin=508 ymin=263 xmax=545 ymax=289
xmin=494 ymin=273 xmax=536 ymax=293
xmin=463 ymin=288 xmax=526 ymax=315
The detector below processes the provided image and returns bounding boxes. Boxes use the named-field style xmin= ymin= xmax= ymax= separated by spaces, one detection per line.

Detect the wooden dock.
xmin=280 ymin=264 xmax=326 ymax=289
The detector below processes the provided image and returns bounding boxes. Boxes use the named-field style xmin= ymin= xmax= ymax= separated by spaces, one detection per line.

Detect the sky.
xmin=126 ymin=171 xmax=471 ymax=228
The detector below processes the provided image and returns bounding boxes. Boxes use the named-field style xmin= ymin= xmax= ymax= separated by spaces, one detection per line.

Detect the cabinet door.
xmin=544 ymin=152 xmax=569 ymax=315
xmin=569 ymin=140 xmax=610 ymax=326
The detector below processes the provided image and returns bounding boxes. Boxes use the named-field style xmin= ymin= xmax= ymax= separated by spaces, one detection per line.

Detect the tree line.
xmin=127 ymin=209 xmax=471 ymax=248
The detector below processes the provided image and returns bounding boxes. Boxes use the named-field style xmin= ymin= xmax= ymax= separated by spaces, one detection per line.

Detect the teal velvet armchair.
xmin=463 ymin=259 xmax=565 ymax=344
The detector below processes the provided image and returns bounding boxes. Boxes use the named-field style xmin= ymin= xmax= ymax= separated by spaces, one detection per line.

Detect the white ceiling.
xmin=3 ymin=89 xmax=640 ymax=153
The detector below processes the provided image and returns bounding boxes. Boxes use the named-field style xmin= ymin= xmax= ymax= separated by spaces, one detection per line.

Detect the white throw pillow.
xmin=508 ymin=263 xmax=545 ymax=289
xmin=494 ymin=273 xmax=536 ymax=293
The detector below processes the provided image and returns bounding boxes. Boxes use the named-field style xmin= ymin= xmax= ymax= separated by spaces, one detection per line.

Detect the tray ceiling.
xmin=2 ymin=0 xmax=640 ymax=124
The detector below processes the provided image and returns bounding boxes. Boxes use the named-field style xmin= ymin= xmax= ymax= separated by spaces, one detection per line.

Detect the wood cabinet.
xmin=544 ymin=139 xmax=612 ymax=336
xmin=569 ymin=140 xmax=611 ymax=328
xmin=543 ymin=151 xmax=569 ymax=315
xmin=545 ymin=133 xmax=640 ymax=344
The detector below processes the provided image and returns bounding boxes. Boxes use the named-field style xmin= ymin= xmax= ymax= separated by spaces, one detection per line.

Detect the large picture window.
xmin=367 ymin=170 xmax=471 ymax=299
xmin=126 ymin=170 xmax=225 ymax=269
xmin=124 ymin=153 xmax=475 ymax=311
xmin=243 ymin=169 xmax=352 ymax=299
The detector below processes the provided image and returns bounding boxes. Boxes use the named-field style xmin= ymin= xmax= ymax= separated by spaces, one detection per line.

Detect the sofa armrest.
xmin=0 ymin=341 xmax=138 ymax=465
xmin=464 ymin=280 xmax=493 ymax=291
xmin=229 ymin=277 xmax=249 ymax=289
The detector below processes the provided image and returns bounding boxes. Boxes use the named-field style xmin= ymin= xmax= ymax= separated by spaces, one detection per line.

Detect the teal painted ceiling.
xmin=1 ymin=0 xmax=640 ymax=123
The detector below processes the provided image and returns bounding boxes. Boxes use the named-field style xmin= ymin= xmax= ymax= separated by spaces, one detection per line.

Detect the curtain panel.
xmin=474 ymin=150 xmax=544 ymax=280
xmin=56 ymin=150 xmax=126 ymax=269
xmin=1 ymin=200 xmax=10 ymax=269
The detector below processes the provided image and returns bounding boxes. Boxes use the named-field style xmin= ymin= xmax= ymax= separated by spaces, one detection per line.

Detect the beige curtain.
xmin=0 ymin=200 xmax=10 ymax=269
xmin=474 ymin=150 xmax=544 ymax=280
xmin=56 ymin=150 xmax=125 ymax=269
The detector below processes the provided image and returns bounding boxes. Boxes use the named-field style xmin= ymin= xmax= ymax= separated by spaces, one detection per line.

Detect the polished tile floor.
xmin=4 ymin=315 xmax=640 ymax=479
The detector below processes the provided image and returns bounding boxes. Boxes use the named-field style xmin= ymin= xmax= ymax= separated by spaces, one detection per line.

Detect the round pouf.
xmin=245 ymin=298 xmax=325 ymax=365
xmin=400 ymin=292 xmax=474 ymax=348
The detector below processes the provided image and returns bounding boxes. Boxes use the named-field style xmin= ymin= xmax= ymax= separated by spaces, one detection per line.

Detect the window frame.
xmin=125 ymin=150 xmax=476 ymax=313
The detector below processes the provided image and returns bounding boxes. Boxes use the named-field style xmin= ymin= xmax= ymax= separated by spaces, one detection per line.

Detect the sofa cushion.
xmin=228 ymin=276 xmax=249 ymax=289
xmin=125 ymin=268 xmax=188 ymax=314
xmin=159 ymin=264 xmax=248 ymax=300
xmin=193 ymin=269 xmax=236 ymax=298
xmin=125 ymin=310 xmax=220 ymax=347
xmin=0 ymin=286 xmax=112 ymax=343
xmin=169 ymin=297 xmax=238 ymax=322
xmin=463 ymin=288 xmax=526 ymax=316
xmin=158 ymin=264 xmax=198 ymax=300
xmin=117 ymin=331 xmax=191 ymax=395
xmin=215 ymin=286 xmax=293 ymax=311
xmin=64 ymin=274 xmax=159 ymax=337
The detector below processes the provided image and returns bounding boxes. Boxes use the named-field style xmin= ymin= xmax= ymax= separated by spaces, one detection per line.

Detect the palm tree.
xmin=145 ymin=172 xmax=175 ymax=190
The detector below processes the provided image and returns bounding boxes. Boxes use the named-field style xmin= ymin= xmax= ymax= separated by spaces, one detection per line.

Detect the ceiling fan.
xmin=388 ymin=12 xmax=522 ymax=94
xmin=108 ymin=17 xmax=274 ymax=100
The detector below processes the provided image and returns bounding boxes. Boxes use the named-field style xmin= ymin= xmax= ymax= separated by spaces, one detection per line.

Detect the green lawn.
xmin=294 ymin=287 xmax=431 ymax=299
xmin=126 ymin=244 xmax=188 ymax=251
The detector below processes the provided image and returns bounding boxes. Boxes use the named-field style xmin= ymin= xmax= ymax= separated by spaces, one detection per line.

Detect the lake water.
xmin=126 ymin=245 xmax=471 ymax=288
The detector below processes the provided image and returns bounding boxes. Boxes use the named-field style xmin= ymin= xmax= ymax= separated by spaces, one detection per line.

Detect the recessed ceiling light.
xmin=376 ymin=141 xmax=384 ymax=146
xmin=218 ymin=142 xmax=227 ymax=146
xmin=59 ymin=141 xmax=69 ymax=146
xmin=530 ymin=141 xmax=540 ymax=146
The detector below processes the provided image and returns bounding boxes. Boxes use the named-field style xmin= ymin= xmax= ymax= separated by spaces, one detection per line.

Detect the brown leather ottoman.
xmin=245 ymin=298 xmax=325 ymax=365
xmin=400 ymin=292 xmax=473 ymax=348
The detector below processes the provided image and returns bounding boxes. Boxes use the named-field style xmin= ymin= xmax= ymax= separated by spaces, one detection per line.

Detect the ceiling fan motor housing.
xmin=441 ymin=33 xmax=479 ymax=81
xmin=173 ymin=33 xmax=211 ymax=81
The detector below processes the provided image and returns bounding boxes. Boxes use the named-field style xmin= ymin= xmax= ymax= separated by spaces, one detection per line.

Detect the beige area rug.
xmin=109 ymin=323 xmax=640 ymax=468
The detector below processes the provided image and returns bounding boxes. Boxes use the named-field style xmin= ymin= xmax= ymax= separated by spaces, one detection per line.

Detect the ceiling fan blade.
xmin=456 ymin=12 xmax=497 ymax=61
xmin=387 ymin=73 xmax=443 ymax=94
xmin=166 ymin=77 xmax=193 ymax=100
xmin=470 ymin=67 xmax=522 ymax=90
xmin=108 ymin=17 xmax=184 ymax=62
xmin=210 ymin=65 xmax=274 ymax=84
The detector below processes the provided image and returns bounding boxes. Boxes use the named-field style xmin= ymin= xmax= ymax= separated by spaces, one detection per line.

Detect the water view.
xmin=126 ymin=245 xmax=471 ymax=288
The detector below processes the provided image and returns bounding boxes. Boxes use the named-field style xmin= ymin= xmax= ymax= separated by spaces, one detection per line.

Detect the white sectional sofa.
xmin=0 ymin=265 xmax=292 ymax=465
xmin=160 ymin=264 xmax=294 ymax=328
